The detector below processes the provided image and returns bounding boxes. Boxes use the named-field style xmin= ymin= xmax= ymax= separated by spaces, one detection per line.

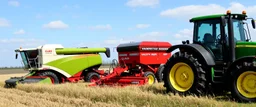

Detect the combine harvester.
xmin=4 ymin=41 xmax=171 ymax=87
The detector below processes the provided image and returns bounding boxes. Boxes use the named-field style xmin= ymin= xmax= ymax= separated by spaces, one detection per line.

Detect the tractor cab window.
xmin=233 ymin=19 xmax=246 ymax=42
xmin=194 ymin=19 xmax=223 ymax=60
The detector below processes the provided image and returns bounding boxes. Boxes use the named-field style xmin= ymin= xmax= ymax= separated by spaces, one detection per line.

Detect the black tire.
xmin=230 ymin=61 xmax=256 ymax=102
xmin=163 ymin=52 xmax=206 ymax=96
xmin=144 ymin=71 xmax=156 ymax=85
xmin=38 ymin=71 xmax=60 ymax=84
xmin=84 ymin=72 xmax=100 ymax=82
xmin=156 ymin=64 xmax=165 ymax=82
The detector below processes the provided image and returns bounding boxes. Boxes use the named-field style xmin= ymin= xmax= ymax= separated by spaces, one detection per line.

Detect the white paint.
xmin=42 ymin=65 xmax=71 ymax=77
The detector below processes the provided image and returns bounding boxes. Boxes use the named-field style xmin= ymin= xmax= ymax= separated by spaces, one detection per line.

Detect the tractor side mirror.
xmin=251 ymin=19 xmax=255 ymax=29
xmin=15 ymin=53 xmax=18 ymax=59
xmin=221 ymin=16 xmax=226 ymax=26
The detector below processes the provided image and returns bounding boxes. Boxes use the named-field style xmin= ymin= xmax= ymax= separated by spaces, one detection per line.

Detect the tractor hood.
xmin=235 ymin=41 xmax=256 ymax=59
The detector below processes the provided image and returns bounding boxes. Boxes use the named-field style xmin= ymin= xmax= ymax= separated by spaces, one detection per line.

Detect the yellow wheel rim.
xmin=237 ymin=71 xmax=256 ymax=98
xmin=169 ymin=62 xmax=194 ymax=92
xmin=147 ymin=75 xmax=155 ymax=85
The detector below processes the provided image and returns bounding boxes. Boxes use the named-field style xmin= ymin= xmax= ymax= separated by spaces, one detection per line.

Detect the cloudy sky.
xmin=1 ymin=0 xmax=256 ymax=67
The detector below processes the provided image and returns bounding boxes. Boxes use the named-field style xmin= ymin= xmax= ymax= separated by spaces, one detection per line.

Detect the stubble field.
xmin=0 ymin=69 xmax=255 ymax=107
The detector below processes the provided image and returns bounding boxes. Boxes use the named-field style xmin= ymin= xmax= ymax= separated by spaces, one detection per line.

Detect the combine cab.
xmin=5 ymin=44 xmax=110 ymax=88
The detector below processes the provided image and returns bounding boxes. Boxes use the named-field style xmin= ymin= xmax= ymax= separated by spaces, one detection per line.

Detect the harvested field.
xmin=0 ymin=69 xmax=255 ymax=107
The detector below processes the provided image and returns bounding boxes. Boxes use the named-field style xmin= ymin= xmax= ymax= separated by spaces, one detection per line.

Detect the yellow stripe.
xmin=236 ymin=45 xmax=256 ymax=48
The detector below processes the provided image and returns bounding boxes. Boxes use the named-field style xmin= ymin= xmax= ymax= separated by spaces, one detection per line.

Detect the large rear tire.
xmin=163 ymin=52 xmax=206 ymax=96
xmin=230 ymin=61 xmax=256 ymax=102
xmin=38 ymin=71 xmax=60 ymax=84
xmin=156 ymin=64 xmax=165 ymax=82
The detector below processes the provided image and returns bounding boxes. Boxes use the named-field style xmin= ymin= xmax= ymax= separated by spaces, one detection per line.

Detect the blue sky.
xmin=1 ymin=0 xmax=256 ymax=67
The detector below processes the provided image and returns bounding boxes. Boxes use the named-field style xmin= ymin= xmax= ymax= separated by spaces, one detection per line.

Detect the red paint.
xmin=89 ymin=41 xmax=172 ymax=87
xmin=117 ymin=41 xmax=172 ymax=65
xmin=66 ymin=71 xmax=83 ymax=82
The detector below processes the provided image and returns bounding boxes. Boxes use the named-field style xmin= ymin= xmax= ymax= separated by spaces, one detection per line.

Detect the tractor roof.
xmin=189 ymin=13 xmax=247 ymax=22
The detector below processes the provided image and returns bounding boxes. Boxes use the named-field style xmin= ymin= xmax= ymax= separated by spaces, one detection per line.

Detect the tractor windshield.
xmin=194 ymin=19 xmax=248 ymax=44
xmin=232 ymin=19 xmax=247 ymax=42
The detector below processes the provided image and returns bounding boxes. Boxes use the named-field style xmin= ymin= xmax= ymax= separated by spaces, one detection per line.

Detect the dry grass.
xmin=0 ymin=82 xmax=255 ymax=107
xmin=0 ymin=69 xmax=255 ymax=107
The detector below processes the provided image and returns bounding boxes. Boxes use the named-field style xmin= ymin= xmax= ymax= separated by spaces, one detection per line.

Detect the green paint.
xmin=38 ymin=78 xmax=52 ymax=84
xmin=235 ymin=42 xmax=256 ymax=59
xmin=45 ymin=54 xmax=102 ymax=76
xmin=190 ymin=14 xmax=247 ymax=22
xmin=55 ymin=48 xmax=107 ymax=55
xmin=211 ymin=67 xmax=214 ymax=82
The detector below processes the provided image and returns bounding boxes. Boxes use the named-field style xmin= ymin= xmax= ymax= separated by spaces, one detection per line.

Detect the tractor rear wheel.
xmin=163 ymin=52 xmax=206 ymax=96
xmin=144 ymin=71 xmax=156 ymax=85
xmin=84 ymin=72 xmax=100 ymax=82
xmin=156 ymin=64 xmax=165 ymax=82
xmin=38 ymin=71 xmax=60 ymax=84
xmin=230 ymin=62 xmax=256 ymax=102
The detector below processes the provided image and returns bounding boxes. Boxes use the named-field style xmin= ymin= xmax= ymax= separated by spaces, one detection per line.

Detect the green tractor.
xmin=163 ymin=10 xmax=256 ymax=102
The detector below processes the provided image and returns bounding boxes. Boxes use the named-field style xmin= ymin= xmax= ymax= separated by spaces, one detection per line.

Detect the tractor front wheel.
xmin=144 ymin=71 xmax=156 ymax=85
xmin=38 ymin=71 xmax=60 ymax=84
xmin=163 ymin=52 xmax=206 ymax=96
xmin=230 ymin=62 xmax=256 ymax=102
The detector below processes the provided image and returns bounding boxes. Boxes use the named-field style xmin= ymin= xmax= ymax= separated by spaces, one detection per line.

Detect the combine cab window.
xmin=20 ymin=52 xmax=29 ymax=68
xmin=19 ymin=50 xmax=39 ymax=68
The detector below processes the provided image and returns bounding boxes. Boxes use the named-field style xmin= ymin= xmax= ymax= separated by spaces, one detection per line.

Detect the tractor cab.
xmin=190 ymin=10 xmax=255 ymax=62
xmin=15 ymin=47 xmax=40 ymax=69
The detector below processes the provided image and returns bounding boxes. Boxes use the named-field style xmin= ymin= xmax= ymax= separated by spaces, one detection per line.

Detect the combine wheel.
xmin=156 ymin=64 xmax=165 ymax=82
xmin=38 ymin=71 xmax=60 ymax=84
xmin=144 ymin=71 xmax=156 ymax=85
xmin=163 ymin=52 xmax=206 ymax=96
xmin=230 ymin=62 xmax=256 ymax=102
xmin=84 ymin=72 xmax=100 ymax=82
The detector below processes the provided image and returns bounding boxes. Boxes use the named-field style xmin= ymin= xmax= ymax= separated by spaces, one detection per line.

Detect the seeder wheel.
xmin=144 ymin=71 xmax=156 ymax=85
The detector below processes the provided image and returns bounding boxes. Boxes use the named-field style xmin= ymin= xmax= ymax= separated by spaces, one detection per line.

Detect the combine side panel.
xmin=45 ymin=54 xmax=102 ymax=76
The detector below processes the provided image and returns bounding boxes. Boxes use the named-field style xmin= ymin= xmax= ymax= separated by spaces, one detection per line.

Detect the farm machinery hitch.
xmin=89 ymin=59 xmax=149 ymax=87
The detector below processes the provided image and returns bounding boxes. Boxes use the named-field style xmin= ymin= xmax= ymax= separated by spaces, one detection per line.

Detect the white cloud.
xmin=174 ymin=29 xmax=193 ymax=39
xmin=104 ymin=38 xmax=135 ymax=45
xmin=88 ymin=24 xmax=112 ymax=30
xmin=104 ymin=31 xmax=166 ymax=46
xmin=136 ymin=24 xmax=151 ymax=29
xmin=138 ymin=31 xmax=165 ymax=38
xmin=43 ymin=20 xmax=69 ymax=29
xmin=126 ymin=0 xmax=159 ymax=8
xmin=0 ymin=38 xmax=46 ymax=47
xmin=160 ymin=2 xmax=256 ymax=19
xmin=0 ymin=18 xmax=11 ymax=27
xmin=8 ymin=1 xmax=20 ymax=7
xmin=13 ymin=29 xmax=26 ymax=35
